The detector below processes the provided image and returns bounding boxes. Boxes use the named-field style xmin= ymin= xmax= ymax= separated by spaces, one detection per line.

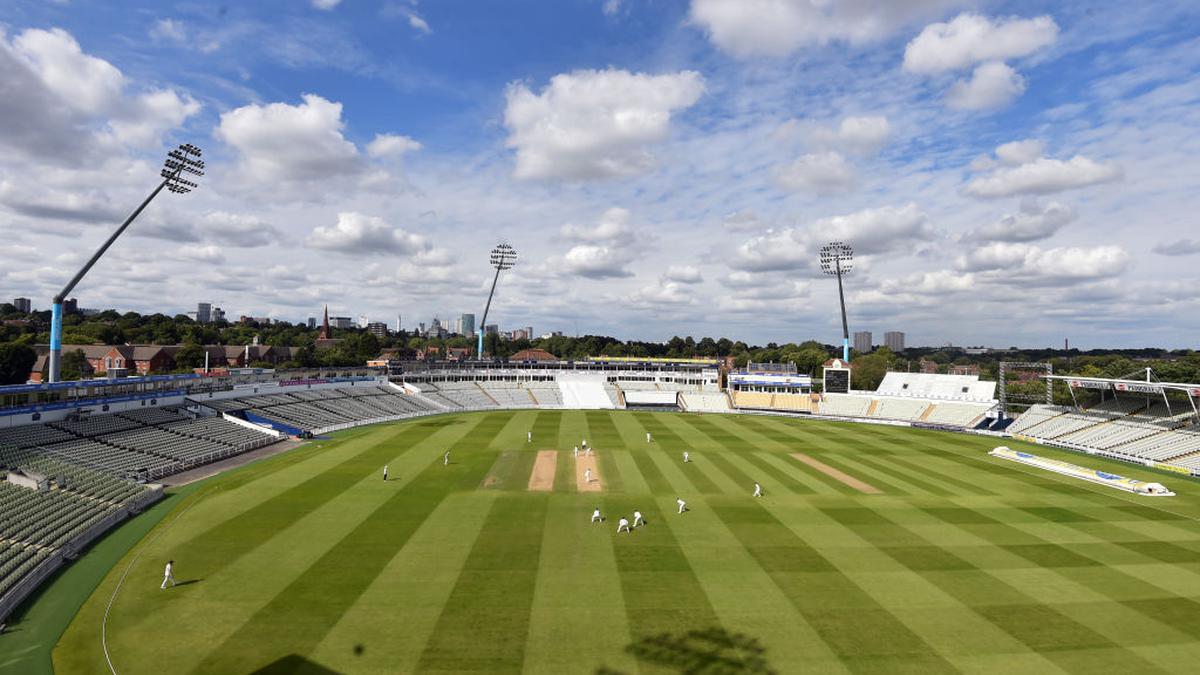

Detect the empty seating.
xmin=680 ymin=392 xmax=731 ymax=412
xmin=923 ymin=402 xmax=991 ymax=427
xmin=872 ymin=398 xmax=930 ymax=421
xmin=818 ymin=395 xmax=872 ymax=417
xmin=732 ymin=391 xmax=774 ymax=409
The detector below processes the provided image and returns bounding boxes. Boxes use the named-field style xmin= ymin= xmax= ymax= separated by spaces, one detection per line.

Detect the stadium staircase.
xmin=866 ymin=400 xmax=879 ymax=417
xmin=919 ymin=405 xmax=936 ymax=421
xmin=475 ymin=383 xmax=501 ymax=407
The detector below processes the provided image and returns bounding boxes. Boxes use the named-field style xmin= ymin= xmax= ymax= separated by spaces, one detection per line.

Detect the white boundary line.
xmin=100 ymin=489 xmax=216 ymax=675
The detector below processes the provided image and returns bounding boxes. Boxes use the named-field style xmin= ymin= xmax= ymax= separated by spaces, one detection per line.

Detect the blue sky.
xmin=1 ymin=0 xmax=1199 ymax=348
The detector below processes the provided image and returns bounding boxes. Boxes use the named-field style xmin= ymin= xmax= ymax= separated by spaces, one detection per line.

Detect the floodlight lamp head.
xmin=819 ymin=241 xmax=854 ymax=276
xmin=489 ymin=242 xmax=517 ymax=271
xmin=161 ymin=143 xmax=205 ymax=194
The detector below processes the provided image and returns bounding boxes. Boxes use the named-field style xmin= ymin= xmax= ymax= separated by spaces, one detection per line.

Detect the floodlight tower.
xmin=477 ymin=242 xmax=517 ymax=359
xmin=47 ymin=144 xmax=204 ymax=383
xmin=820 ymin=241 xmax=854 ymax=362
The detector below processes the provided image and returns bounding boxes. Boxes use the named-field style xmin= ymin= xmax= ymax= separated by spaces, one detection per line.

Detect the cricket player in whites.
xmin=584 ymin=468 xmax=592 ymax=484
xmin=683 ymin=450 xmax=690 ymax=463
xmin=646 ymin=432 xmax=652 ymax=443
xmin=527 ymin=431 xmax=532 ymax=443
xmin=677 ymin=498 xmax=687 ymax=514
xmin=383 ymin=465 xmax=389 ymax=481
xmin=161 ymin=560 xmax=176 ymax=589
xmin=633 ymin=510 xmax=644 ymax=527
xmin=591 ymin=507 xmax=603 ymax=523
xmin=753 ymin=482 xmax=762 ymax=497
xmin=444 ymin=450 xmax=450 ymax=465
xmin=617 ymin=517 xmax=631 ymax=533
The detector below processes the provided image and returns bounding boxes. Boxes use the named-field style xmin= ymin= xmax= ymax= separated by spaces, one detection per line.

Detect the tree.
xmin=0 ymin=343 xmax=37 ymax=384
xmin=174 ymin=343 xmax=207 ymax=370
xmin=60 ymin=349 xmax=91 ymax=381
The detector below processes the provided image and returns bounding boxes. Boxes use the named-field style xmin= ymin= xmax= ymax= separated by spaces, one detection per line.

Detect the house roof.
xmin=510 ymin=348 xmax=558 ymax=362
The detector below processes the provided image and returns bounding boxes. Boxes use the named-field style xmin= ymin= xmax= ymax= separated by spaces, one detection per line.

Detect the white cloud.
xmin=408 ymin=14 xmax=432 ymax=34
xmin=306 ymin=212 xmax=434 ymax=256
xmin=107 ymin=88 xmax=201 ymax=147
xmin=549 ymin=207 xmax=647 ymax=279
xmin=0 ymin=28 xmax=199 ymax=153
xmin=503 ymin=68 xmax=705 ymax=180
xmin=826 ymin=115 xmax=892 ymax=155
xmin=775 ymin=152 xmax=856 ymax=194
xmin=995 ymin=139 xmax=1045 ymax=166
xmin=173 ymin=244 xmax=225 ymax=264
xmin=13 ymin=27 xmax=125 ymax=114
xmin=603 ymin=0 xmax=623 ymax=17
xmin=663 ymin=265 xmax=703 ymax=284
xmin=367 ymin=133 xmax=422 ymax=158
xmin=199 ymin=211 xmax=282 ymax=247
xmin=629 ymin=281 xmax=696 ymax=308
xmin=880 ymin=270 xmax=976 ymax=295
xmin=689 ymin=0 xmax=964 ymax=58
xmin=968 ymin=199 xmax=1076 ymax=242
xmin=559 ymin=244 xmax=634 ymax=279
xmin=946 ymin=61 xmax=1025 ymax=110
xmin=312 ymin=0 xmax=343 ymax=10
xmin=965 ymin=155 xmax=1123 ymax=198
xmin=722 ymin=210 xmax=763 ymax=232
xmin=903 ymin=13 xmax=1059 ymax=74
xmin=731 ymin=203 xmax=934 ymax=271
xmin=560 ymin=207 xmax=638 ymax=246
xmin=216 ymin=94 xmax=363 ymax=183
xmin=957 ymin=242 xmax=1130 ymax=285
xmin=150 ymin=19 xmax=186 ymax=43
xmin=1152 ymin=239 xmax=1200 ymax=257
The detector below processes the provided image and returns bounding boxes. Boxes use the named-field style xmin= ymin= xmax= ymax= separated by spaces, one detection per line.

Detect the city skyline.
xmin=1 ymin=2 xmax=1198 ymax=348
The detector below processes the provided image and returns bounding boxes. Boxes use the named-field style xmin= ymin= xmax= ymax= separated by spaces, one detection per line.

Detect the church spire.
xmin=319 ymin=304 xmax=330 ymax=340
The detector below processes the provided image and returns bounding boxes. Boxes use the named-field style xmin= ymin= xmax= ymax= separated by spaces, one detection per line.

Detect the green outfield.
xmin=48 ymin=410 xmax=1200 ymax=674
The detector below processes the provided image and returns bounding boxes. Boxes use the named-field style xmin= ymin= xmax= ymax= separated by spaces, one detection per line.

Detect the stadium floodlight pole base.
xmin=45 ymin=143 xmax=203 ymax=383
xmin=477 ymin=328 xmax=485 ymax=361
xmin=48 ymin=302 xmax=64 ymax=383
xmin=842 ymin=337 xmax=849 ymax=362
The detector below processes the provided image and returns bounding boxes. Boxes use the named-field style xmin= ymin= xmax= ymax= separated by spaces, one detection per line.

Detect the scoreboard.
xmin=823 ymin=367 xmax=850 ymax=394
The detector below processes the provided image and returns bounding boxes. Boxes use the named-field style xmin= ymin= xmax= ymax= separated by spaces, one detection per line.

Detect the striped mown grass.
xmin=47 ymin=411 xmax=1200 ymax=674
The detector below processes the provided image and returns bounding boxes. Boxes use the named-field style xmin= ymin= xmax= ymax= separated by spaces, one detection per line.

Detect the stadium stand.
xmin=817 ymin=395 xmax=873 ymax=418
xmin=1006 ymin=399 xmax=1200 ymax=468
xmin=922 ymin=402 xmax=993 ymax=427
xmin=679 ymin=392 xmax=732 ymax=413
xmin=872 ymin=398 xmax=931 ymax=422
xmin=0 ymin=457 xmax=158 ymax=622
xmin=558 ymin=376 xmax=616 ymax=409
xmin=731 ymin=391 xmax=775 ymax=410
xmin=525 ymin=381 xmax=563 ymax=407
xmin=877 ymin=372 xmax=996 ymax=402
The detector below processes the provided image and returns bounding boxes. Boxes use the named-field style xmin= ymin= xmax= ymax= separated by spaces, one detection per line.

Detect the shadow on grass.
xmin=249 ymin=654 xmax=342 ymax=674
xmin=597 ymin=627 xmax=775 ymax=674
xmin=172 ymin=578 xmax=202 ymax=587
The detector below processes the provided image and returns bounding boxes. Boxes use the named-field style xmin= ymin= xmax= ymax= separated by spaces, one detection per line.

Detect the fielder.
xmin=527 ymin=431 xmax=532 ymax=443
xmin=573 ymin=446 xmax=579 ymax=458
xmin=633 ymin=510 xmax=644 ymax=527
xmin=591 ymin=507 xmax=603 ymax=523
xmin=617 ymin=517 xmax=631 ymax=533
xmin=161 ymin=560 xmax=176 ymax=589
xmin=382 ymin=465 xmax=388 ymax=481
xmin=646 ymin=432 xmax=652 ymax=443
xmin=753 ymin=482 xmax=762 ymax=497
xmin=584 ymin=468 xmax=592 ymax=483
xmin=683 ymin=451 xmax=690 ymax=463
xmin=677 ymin=498 xmax=687 ymax=514
xmin=444 ymin=450 xmax=450 ymax=465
